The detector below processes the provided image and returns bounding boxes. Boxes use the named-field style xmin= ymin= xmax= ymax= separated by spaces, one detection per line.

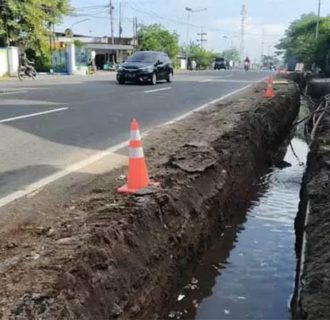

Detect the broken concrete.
xmin=0 ymin=83 xmax=300 ymax=319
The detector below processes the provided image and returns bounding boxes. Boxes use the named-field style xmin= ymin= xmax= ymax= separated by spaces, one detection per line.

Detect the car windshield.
xmin=126 ymin=52 xmax=158 ymax=63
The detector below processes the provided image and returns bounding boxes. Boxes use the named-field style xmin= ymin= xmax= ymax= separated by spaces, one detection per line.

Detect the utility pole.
xmin=185 ymin=8 xmax=192 ymax=69
xmin=197 ymin=29 xmax=207 ymax=49
xmin=260 ymin=28 xmax=265 ymax=65
xmin=315 ymin=0 xmax=321 ymax=40
xmin=109 ymin=0 xmax=114 ymax=44
xmin=133 ymin=17 xmax=138 ymax=52
xmin=118 ymin=1 xmax=123 ymax=41
xmin=240 ymin=4 xmax=247 ymax=63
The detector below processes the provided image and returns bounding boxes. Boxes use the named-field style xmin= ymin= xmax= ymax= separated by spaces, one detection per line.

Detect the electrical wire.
xmin=126 ymin=3 xmax=284 ymax=38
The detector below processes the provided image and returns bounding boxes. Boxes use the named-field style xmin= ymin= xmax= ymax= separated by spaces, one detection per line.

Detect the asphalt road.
xmin=0 ymin=70 xmax=268 ymax=203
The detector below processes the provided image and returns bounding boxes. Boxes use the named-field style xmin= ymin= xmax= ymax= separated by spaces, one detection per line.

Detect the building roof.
xmin=84 ymin=43 xmax=134 ymax=50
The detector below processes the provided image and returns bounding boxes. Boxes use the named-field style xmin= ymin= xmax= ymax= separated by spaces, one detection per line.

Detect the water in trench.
xmin=166 ymin=138 xmax=308 ymax=320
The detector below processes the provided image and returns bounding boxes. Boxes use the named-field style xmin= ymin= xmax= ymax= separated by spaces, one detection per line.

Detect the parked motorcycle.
xmin=18 ymin=65 xmax=37 ymax=80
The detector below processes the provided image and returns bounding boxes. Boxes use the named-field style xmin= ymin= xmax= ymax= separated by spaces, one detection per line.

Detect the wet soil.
xmin=292 ymin=111 xmax=330 ymax=320
xmin=0 ymin=83 xmax=300 ymax=319
xmin=162 ymin=138 xmax=308 ymax=320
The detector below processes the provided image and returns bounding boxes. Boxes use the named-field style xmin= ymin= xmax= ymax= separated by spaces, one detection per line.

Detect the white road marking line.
xmin=214 ymin=79 xmax=258 ymax=83
xmin=0 ymin=107 xmax=68 ymax=124
xmin=199 ymin=74 xmax=233 ymax=82
xmin=144 ymin=87 xmax=172 ymax=94
xmin=0 ymin=140 xmax=128 ymax=208
xmin=0 ymin=84 xmax=251 ymax=209
xmin=0 ymin=90 xmax=28 ymax=95
xmin=217 ymin=74 xmax=233 ymax=78
xmin=0 ymin=87 xmax=40 ymax=91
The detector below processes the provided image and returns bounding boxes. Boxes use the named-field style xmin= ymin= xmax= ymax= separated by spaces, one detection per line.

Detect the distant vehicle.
xmin=116 ymin=51 xmax=173 ymax=85
xmin=214 ymin=57 xmax=227 ymax=70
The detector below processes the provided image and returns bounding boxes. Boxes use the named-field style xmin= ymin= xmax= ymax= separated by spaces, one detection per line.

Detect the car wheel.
xmin=167 ymin=72 xmax=173 ymax=83
xmin=117 ymin=79 xmax=125 ymax=85
xmin=151 ymin=73 xmax=157 ymax=85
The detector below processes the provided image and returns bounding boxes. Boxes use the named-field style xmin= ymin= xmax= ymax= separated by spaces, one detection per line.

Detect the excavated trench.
xmin=0 ymin=82 xmax=301 ymax=319
xmin=163 ymin=137 xmax=308 ymax=320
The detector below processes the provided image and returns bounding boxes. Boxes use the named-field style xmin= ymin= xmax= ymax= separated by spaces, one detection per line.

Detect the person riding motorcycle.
xmin=244 ymin=56 xmax=250 ymax=71
xmin=20 ymin=53 xmax=35 ymax=74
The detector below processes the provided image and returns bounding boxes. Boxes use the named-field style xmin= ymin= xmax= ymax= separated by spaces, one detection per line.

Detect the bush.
xmin=35 ymin=54 xmax=52 ymax=72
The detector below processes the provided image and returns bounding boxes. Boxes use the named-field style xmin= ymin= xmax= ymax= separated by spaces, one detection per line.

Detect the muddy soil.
xmin=293 ymin=111 xmax=330 ymax=320
xmin=0 ymin=83 xmax=300 ymax=320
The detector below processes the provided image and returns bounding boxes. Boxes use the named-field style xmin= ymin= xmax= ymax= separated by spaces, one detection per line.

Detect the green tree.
xmin=137 ymin=24 xmax=179 ymax=61
xmin=277 ymin=13 xmax=330 ymax=71
xmin=221 ymin=48 xmax=240 ymax=63
xmin=0 ymin=0 xmax=70 ymax=54
xmin=183 ymin=43 xmax=216 ymax=69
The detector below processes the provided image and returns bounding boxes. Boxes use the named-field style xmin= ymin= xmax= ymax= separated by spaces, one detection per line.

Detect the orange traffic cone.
xmin=265 ymin=75 xmax=274 ymax=98
xmin=118 ymin=119 xmax=159 ymax=194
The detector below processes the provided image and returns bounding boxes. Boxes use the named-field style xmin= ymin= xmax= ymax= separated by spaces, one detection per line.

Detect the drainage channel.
xmin=165 ymin=138 xmax=308 ymax=320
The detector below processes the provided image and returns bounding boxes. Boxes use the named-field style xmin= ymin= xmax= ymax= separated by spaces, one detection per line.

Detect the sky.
xmin=58 ymin=0 xmax=330 ymax=62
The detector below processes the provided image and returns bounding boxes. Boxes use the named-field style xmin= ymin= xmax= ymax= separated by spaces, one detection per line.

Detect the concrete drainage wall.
xmin=0 ymin=83 xmax=300 ymax=319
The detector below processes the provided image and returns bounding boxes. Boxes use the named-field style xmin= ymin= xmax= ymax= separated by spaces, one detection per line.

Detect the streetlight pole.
xmin=185 ymin=7 xmax=192 ymax=69
xmin=69 ymin=19 xmax=90 ymax=35
xmin=315 ymin=0 xmax=321 ymax=40
xmin=185 ymin=7 xmax=207 ymax=70
xmin=223 ymin=36 xmax=228 ymax=50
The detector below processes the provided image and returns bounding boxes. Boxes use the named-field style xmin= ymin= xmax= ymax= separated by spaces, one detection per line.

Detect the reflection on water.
xmin=166 ymin=138 xmax=308 ymax=320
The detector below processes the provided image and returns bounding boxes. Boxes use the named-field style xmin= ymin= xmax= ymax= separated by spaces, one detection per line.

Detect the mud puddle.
xmin=165 ymin=138 xmax=308 ymax=320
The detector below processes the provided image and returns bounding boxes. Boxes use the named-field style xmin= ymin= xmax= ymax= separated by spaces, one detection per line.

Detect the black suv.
xmin=117 ymin=51 xmax=173 ymax=85
xmin=214 ymin=57 xmax=227 ymax=70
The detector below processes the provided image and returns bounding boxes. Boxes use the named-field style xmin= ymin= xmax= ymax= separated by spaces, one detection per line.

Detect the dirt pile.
xmin=0 ymin=83 xmax=300 ymax=319
xmin=293 ymin=106 xmax=330 ymax=319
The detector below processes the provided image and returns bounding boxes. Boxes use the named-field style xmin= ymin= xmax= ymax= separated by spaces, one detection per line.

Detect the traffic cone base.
xmin=117 ymin=180 xmax=160 ymax=194
xmin=265 ymin=86 xmax=274 ymax=97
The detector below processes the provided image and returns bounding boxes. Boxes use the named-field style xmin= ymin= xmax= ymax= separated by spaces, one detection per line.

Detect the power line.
xmin=73 ymin=4 xmax=109 ymax=10
xmin=126 ymin=4 xmax=283 ymax=38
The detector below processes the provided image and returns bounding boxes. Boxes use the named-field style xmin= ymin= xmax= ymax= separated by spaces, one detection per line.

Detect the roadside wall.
xmin=0 ymin=47 xmax=19 ymax=76
xmin=0 ymin=48 xmax=8 ymax=76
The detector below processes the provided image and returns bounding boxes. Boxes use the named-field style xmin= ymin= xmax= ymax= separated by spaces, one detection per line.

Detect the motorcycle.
xmin=18 ymin=65 xmax=37 ymax=80
xmin=244 ymin=61 xmax=250 ymax=71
